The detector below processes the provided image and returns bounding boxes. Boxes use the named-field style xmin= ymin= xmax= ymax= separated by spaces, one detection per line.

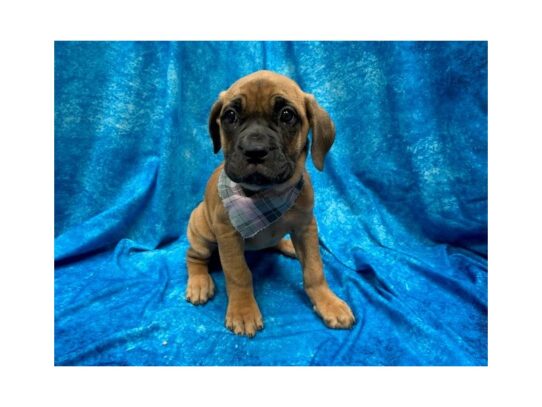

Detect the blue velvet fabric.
xmin=54 ymin=41 xmax=487 ymax=366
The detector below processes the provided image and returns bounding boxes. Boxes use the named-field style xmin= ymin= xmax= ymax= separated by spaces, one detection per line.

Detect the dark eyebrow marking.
xmin=226 ymin=97 xmax=243 ymax=111
xmin=272 ymin=96 xmax=291 ymax=111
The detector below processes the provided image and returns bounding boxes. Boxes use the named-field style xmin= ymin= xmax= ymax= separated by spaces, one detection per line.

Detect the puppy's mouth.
xmin=225 ymin=160 xmax=293 ymax=187
xmin=240 ymin=171 xmax=273 ymax=187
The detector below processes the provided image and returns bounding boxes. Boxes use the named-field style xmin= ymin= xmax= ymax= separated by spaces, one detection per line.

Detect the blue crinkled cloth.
xmin=54 ymin=41 xmax=487 ymax=366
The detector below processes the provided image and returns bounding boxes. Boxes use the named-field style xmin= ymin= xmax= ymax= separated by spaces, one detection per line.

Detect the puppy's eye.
xmin=279 ymin=107 xmax=297 ymax=125
xmin=223 ymin=109 xmax=237 ymax=124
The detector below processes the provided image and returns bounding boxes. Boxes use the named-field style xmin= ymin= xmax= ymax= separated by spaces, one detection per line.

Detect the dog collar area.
xmin=217 ymin=170 xmax=304 ymax=238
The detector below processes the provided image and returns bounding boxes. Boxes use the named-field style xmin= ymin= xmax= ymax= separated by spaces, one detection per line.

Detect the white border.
xmin=2 ymin=0 xmax=542 ymax=406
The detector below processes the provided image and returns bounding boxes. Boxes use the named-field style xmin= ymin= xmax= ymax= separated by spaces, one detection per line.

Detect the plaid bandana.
xmin=217 ymin=170 xmax=304 ymax=239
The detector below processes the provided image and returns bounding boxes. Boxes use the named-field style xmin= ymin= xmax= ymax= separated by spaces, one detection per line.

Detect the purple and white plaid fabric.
xmin=217 ymin=170 xmax=304 ymax=239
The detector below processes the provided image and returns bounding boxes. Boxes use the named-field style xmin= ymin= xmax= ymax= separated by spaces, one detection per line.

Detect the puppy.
xmin=186 ymin=70 xmax=355 ymax=337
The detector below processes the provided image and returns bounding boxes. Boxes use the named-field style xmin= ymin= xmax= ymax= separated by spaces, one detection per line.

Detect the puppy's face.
xmin=209 ymin=71 xmax=335 ymax=187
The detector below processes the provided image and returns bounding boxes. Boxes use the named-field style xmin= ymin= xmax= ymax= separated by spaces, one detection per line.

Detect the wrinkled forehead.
xmin=223 ymin=77 xmax=306 ymax=115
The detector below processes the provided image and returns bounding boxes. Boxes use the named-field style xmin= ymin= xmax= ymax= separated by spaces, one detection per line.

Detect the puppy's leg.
xmin=291 ymin=217 xmax=355 ymax=329
xmin=274 ymin=238 xmax=297 ymax=258
xmin=186 ymin=203 xmax=216 ymax=305
xmin=215 ymin=224 xmax=263 ymax=338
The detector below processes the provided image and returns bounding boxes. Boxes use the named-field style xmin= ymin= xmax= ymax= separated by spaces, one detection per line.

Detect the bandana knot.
xmin=217 ymin=170 xmax=304 ymax=239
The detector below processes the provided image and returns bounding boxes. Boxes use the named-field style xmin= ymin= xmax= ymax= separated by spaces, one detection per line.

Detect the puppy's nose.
xmin=242 ymin=144 xmax=269 ymax=162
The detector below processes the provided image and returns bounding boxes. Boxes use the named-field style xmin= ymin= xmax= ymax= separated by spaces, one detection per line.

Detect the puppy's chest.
xmin=244 ymin=210 xmax=297 ymax=251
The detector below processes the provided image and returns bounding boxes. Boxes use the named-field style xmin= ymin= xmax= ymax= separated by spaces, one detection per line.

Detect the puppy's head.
xmin=208 ymin=70 xmax=335 ymax=188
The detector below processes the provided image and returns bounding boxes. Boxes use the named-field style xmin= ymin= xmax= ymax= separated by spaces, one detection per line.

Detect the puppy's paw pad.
xmin=186 ymin=274 xmax=215 ymax=305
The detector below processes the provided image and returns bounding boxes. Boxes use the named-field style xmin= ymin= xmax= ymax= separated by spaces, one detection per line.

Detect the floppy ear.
xmin=208 ymin=97 xmax=224 ymax=154
xmin=305 ymin=94 xmax=335 ymax=171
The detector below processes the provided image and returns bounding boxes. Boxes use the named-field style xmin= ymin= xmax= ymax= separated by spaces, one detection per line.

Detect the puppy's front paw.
xmin=225 ymin=298 xmax=264 ymax=338
xmin=309 ymin=288 xmax=355 ymax=329
xmin=186 ymin=274 xmax=215 ymax=305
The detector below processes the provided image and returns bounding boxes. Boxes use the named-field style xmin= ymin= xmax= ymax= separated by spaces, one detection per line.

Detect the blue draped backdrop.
xmin=54 ymin=41 xmax=487 ymax=366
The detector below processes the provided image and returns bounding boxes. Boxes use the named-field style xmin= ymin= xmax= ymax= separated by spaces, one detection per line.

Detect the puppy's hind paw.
xmin=275 ymin=238 xmax=297 ymax=258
